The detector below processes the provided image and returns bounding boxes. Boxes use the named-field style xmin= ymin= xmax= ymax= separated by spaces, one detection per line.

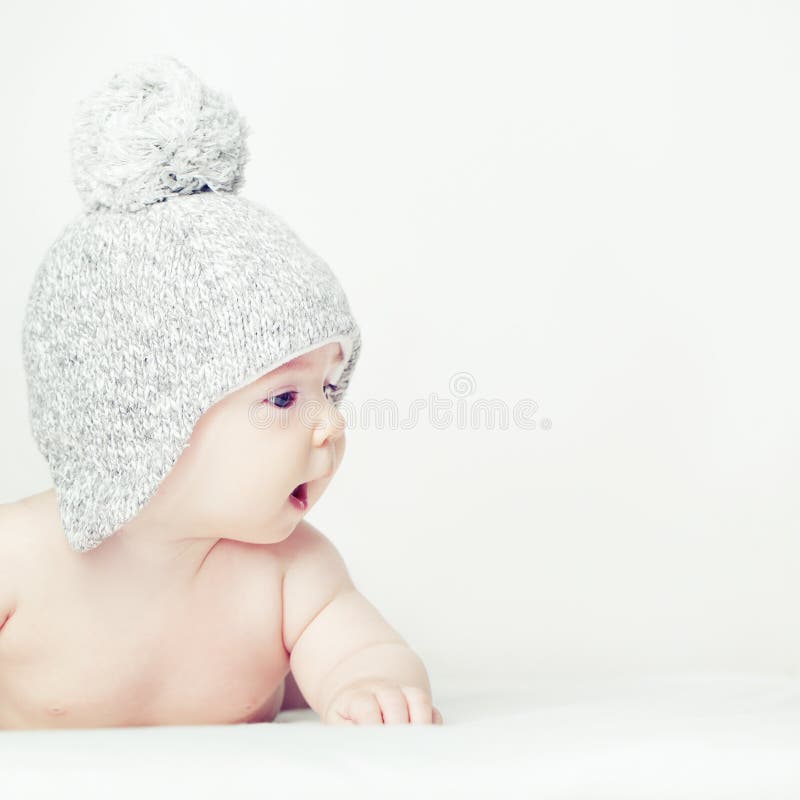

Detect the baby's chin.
xmin=219 ymin=507 xmax=305 ymax=545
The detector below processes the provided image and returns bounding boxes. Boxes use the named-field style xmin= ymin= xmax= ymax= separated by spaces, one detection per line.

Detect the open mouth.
xmin=288 ymin=482 xmax=308 ymax=511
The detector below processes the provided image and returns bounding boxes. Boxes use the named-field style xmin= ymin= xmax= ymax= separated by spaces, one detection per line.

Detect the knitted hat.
xmin=21 ymin=54 xmax=361 ymax=553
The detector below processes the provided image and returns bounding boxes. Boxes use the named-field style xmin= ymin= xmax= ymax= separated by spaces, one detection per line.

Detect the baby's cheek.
xmin=192 ymin=460 xmax=261 ymax=524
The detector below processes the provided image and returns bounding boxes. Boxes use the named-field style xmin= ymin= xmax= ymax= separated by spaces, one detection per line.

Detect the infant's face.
xmin=135 ymin=342 xmax=347 ymax=545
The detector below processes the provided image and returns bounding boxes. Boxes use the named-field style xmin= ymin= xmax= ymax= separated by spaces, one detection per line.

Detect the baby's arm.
xmin=281 ymin=523 xmax=437 ymax=724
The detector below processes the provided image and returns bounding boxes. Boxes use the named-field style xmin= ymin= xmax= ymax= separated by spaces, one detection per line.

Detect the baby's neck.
xmin=89 ymin=531 xmax=222 ymax=583
xmin=35 ymin=488 xmax=221 ymax=584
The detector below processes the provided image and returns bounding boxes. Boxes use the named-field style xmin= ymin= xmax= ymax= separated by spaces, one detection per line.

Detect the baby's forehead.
xmin=265 ymin=343 xmax=344 ymax=377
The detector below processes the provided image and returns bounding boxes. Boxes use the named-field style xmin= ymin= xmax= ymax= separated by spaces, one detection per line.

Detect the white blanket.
xmin=1 ymin=672 xmax=798 ymax=799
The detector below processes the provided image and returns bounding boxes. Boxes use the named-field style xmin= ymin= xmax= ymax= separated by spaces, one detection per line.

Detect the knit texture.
xmin=21 ymin=55 xmax=361 ymax=553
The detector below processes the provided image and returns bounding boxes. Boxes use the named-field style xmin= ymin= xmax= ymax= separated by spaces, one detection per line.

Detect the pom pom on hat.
xmin=69 ymin=53 xmax=251 ymax=213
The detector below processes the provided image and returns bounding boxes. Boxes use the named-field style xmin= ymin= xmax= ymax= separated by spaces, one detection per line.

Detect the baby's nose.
xmin=312 ymin=402 xmax=346 ymax=444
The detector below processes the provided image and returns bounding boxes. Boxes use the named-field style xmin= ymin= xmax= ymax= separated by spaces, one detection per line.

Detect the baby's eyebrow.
xmin=263 ymin=350 xmax=344 ymax=379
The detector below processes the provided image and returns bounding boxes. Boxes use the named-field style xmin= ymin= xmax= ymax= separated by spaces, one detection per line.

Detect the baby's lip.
xmin=290 ymin=482 xmax=308 ymax=502
xmin=289 ymin=466 xmax=333 ymax=500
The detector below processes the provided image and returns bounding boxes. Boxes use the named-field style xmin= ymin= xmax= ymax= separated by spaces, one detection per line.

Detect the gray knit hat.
xmin=21 ymin=54 xmax=361 ymax=553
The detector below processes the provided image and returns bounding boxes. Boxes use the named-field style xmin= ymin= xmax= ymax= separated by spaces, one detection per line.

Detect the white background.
xmin=0 ymin=1 xmax=798 ymax=688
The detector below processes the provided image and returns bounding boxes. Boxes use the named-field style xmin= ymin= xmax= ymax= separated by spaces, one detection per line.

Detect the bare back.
xmin=0 ymin=490 xmax=290 ymax=729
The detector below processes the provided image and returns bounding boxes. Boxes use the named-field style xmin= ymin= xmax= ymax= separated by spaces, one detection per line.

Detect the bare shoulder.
xmin=0 ymin=490 xmax=53 ymax=621
xmin=272 ymin=520 xmax=345 ymax=568
xmin=0 ymin=498 xmax=30 ymax=625
xmin=275 ymin=520 xmax=357 ymax=653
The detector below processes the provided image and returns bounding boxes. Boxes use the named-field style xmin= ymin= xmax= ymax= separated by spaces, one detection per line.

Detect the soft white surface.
xmin=1 ymin=672 xmax=798 ymax=799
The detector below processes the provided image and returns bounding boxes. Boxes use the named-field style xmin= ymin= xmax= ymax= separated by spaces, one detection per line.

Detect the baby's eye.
xmin=265 ymin=384 xmax=339 ymax=410
xmin=265 ymin=391 xmax=297 ymax=410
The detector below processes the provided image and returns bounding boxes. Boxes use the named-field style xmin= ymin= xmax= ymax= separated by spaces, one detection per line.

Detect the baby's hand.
xmin=323 ymin=679 xmax=444 ymax=726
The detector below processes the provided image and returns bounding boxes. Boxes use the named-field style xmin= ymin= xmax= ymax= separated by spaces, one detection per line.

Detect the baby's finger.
xmin=401 ymin=686 xmax=435 ymax=725
xmin=432 ymin=706 xmax=444 ymax=725
xmin=349 ymin=691 xmax=384 ymax=725
xmin=374 ymin=687 xmax=410 ymax=724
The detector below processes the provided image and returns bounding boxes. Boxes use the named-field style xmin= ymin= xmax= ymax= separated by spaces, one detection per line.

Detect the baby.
xmin=0 ymin=55 xmax=442 ymax=729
